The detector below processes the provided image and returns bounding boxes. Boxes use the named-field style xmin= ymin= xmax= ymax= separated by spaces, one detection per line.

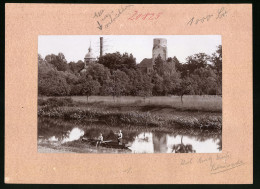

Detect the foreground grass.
xmin=38 ymin=97 xmax=222 ymax=130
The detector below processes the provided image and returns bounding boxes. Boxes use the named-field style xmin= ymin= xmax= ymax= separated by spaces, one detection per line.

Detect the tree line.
xmin=38 ymin=45 xmax=222 ymax=100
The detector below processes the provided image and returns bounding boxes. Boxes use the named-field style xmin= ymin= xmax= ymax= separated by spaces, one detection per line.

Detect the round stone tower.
xmin=153 ymin=38 xmax=168 ymax=64
xmin=152 ymin=38 xmax=167 ymax=64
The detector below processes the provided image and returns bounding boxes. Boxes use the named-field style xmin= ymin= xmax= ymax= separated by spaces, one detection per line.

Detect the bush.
xmin=167 ymin=115 xmax=222 ymax=130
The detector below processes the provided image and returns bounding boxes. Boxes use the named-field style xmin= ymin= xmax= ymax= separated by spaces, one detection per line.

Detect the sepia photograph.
xmin=37 ymin=35 xmax=222 ymax=154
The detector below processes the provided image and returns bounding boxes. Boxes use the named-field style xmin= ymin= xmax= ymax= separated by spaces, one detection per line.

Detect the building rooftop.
xmin=138 ymin=58 xmax=153 ymax=68
xmin=84 ymin=45 xmax=95 ymax=59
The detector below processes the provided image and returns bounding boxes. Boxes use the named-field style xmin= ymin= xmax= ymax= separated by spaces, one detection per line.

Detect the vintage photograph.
xmin=38 ymin=35 xmax=222 ymax=153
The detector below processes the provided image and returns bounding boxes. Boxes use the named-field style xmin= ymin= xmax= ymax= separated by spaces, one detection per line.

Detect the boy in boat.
xmin=117 ymin=130 xmax=123 ymax=145
xmin=96 ymin=133 xmax=103 ymax=147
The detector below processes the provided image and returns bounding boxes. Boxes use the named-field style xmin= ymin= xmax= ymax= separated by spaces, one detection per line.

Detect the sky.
xmin=38 ymin=35 xmax=221 ymax=63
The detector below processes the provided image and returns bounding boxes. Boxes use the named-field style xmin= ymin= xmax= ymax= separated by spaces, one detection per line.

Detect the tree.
xmin=170 ymin=71 xmax=182 ymax=95
xmin=70 ymin=84 xmax=83 ymax=96
xmin=98 ymin=52 xmax=137 ymax=71
xmin=125 ymin=69 xmax=144 ymax=96
xmin=137 ymin=74 xmax=153 ymax=102
xmin=38 ymin=54 xmax=45 ymax=65
xmin=58 ymin=53 xmax=67 ymax=63
xmin=110 ymin=70 xmax=130 ymax=100
xmin=190 ymin=67 xmax=218 ymax=95
xmin=176 ymin=77 xmax=193 ymax=104
xmin=100 ymin=78 xmax=114 ymax=96
xmin=164 ymin=62 xmax=176 ymax=76
xmin=172 ymin=56 xmax=181 ymax=70
xmin=162 ymin=74 xmax=173 ymax=95
xmin=151 ymin=72 xmax=164 ymax=96
xmin=38 ymin=70 xmax=70 ymax=96
xmin=85 ymin=63 xmax=111 ymax=86
xmin=121 ymin=53 xmax=137 ymax=71
xmin=64 ymin=72 xmax=78 ymax=86
xmin=153 ymin=55 xmax=164 ymax=76
xmin=211 ymin=45 xmax=222 ymax=74
xmin=45 ymin=53 xmax=68 ymax=72
xmin=184 ymin=53 xmax=210 ymax=75
xmin=68 ymin=60 xmax=84 ymax=74
xmin=81 ymin=76 xmax=101 ymax=101
xmin=210 ymin=45 xmax=222 ymax=95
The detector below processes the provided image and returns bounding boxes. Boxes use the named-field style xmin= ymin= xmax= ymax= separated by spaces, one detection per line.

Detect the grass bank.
xmin=38 ymin=97 xmax=222 ymax=130
xmin=39 ymin=95 xmax=222 ymax=112
xmin=38 ymin=140 xmax=131 ymax=153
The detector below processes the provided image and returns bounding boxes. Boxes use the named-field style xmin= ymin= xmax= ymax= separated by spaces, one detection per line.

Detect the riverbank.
xmin=38 ymin=97 xmax=222 ymax=130
xmin=38 ymin=140 xmax=132 ymax=153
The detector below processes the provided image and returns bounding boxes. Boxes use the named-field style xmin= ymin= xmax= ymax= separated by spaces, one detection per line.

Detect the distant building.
xmin=138 ymin=58 xmax=153 ymax=74
xmin=81 ymin=43 xmax=97 ymax=73
xmin=84 ymin=43 xmax=96 ymax=64
xmin=152 ymin=38 xmax=167 ymax=64
xmin=138 ymin=38 xmax=175 ymax=74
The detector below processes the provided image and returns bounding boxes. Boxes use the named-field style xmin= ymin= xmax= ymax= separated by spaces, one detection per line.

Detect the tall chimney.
xmin=100 ymin=37 xmax=103 ymax=57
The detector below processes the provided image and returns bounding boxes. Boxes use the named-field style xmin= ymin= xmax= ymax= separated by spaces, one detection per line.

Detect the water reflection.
xmin=126 ymin=132 xmax=220 ymax=153
xmin=48 ymin=136 xmax=59 ymax=142
xmin=61 ymin=128 xmax=84 ymax=143
xmin=38 ymin=117 xmax=222 ymax=153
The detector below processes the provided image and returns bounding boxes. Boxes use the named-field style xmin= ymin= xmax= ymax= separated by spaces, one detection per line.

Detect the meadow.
xmin=38 ymin=95 xmax=222 ymax=130
xmin=39 ymin=95 xmax=222 ymax=112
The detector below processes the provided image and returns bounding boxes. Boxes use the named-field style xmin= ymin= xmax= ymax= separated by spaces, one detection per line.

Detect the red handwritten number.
xmin=128 ymin=11 xmax=138 ymax=20
xmin=155 ymin=12 xmax=163 ymax=19
xmin=135 ymin=13 xmax=143 ymax=20
xmin=142 ymin=13 xmax=150 ymax=20
xmin=148 ymin=13 xmax=154 ymax=20
xmin=128 ymin=11 xmax=163 ymax=21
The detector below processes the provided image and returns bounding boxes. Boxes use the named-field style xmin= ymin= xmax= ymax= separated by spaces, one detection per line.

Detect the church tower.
xmin=152 ymin=38 xmax=167 ymax=65
xmin=80 ymin=41 xmax=97 ymax=74
xmin=84 ymin=41 xmax=96 ymax=64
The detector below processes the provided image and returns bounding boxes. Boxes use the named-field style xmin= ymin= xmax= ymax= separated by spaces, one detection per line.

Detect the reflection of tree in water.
xmin=38 ymin=117 xmax=75 ymax=140
xmin=84 ymin=128 xmax=102 ymax=139
xmin=137 ymin=133 xmax=149 ymax=142
xmin=124 ymin=131 xmax=140 ymax=143
xmin=217 ymin=135 xmax=222 ymax=151
xmin=106 ymin=130 xmax=117 ymax=140
xmin=168 ymin=128 xmax=221 ymax=143
xmin=169 ymin=128 xmax=222 ymax=153
xmin=172 ymin=136 xmax=196 ymax=153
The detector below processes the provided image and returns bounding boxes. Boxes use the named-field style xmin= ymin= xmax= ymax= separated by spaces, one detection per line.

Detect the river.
xmin=38 ymin=117 xmax=222 ymax=153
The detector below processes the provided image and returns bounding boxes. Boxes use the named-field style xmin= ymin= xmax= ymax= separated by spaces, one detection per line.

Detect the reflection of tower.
xmin=152 ymin=38 xmax=167 ymax=65
xmin=152 ymin=133 xmax=167 ymax=153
